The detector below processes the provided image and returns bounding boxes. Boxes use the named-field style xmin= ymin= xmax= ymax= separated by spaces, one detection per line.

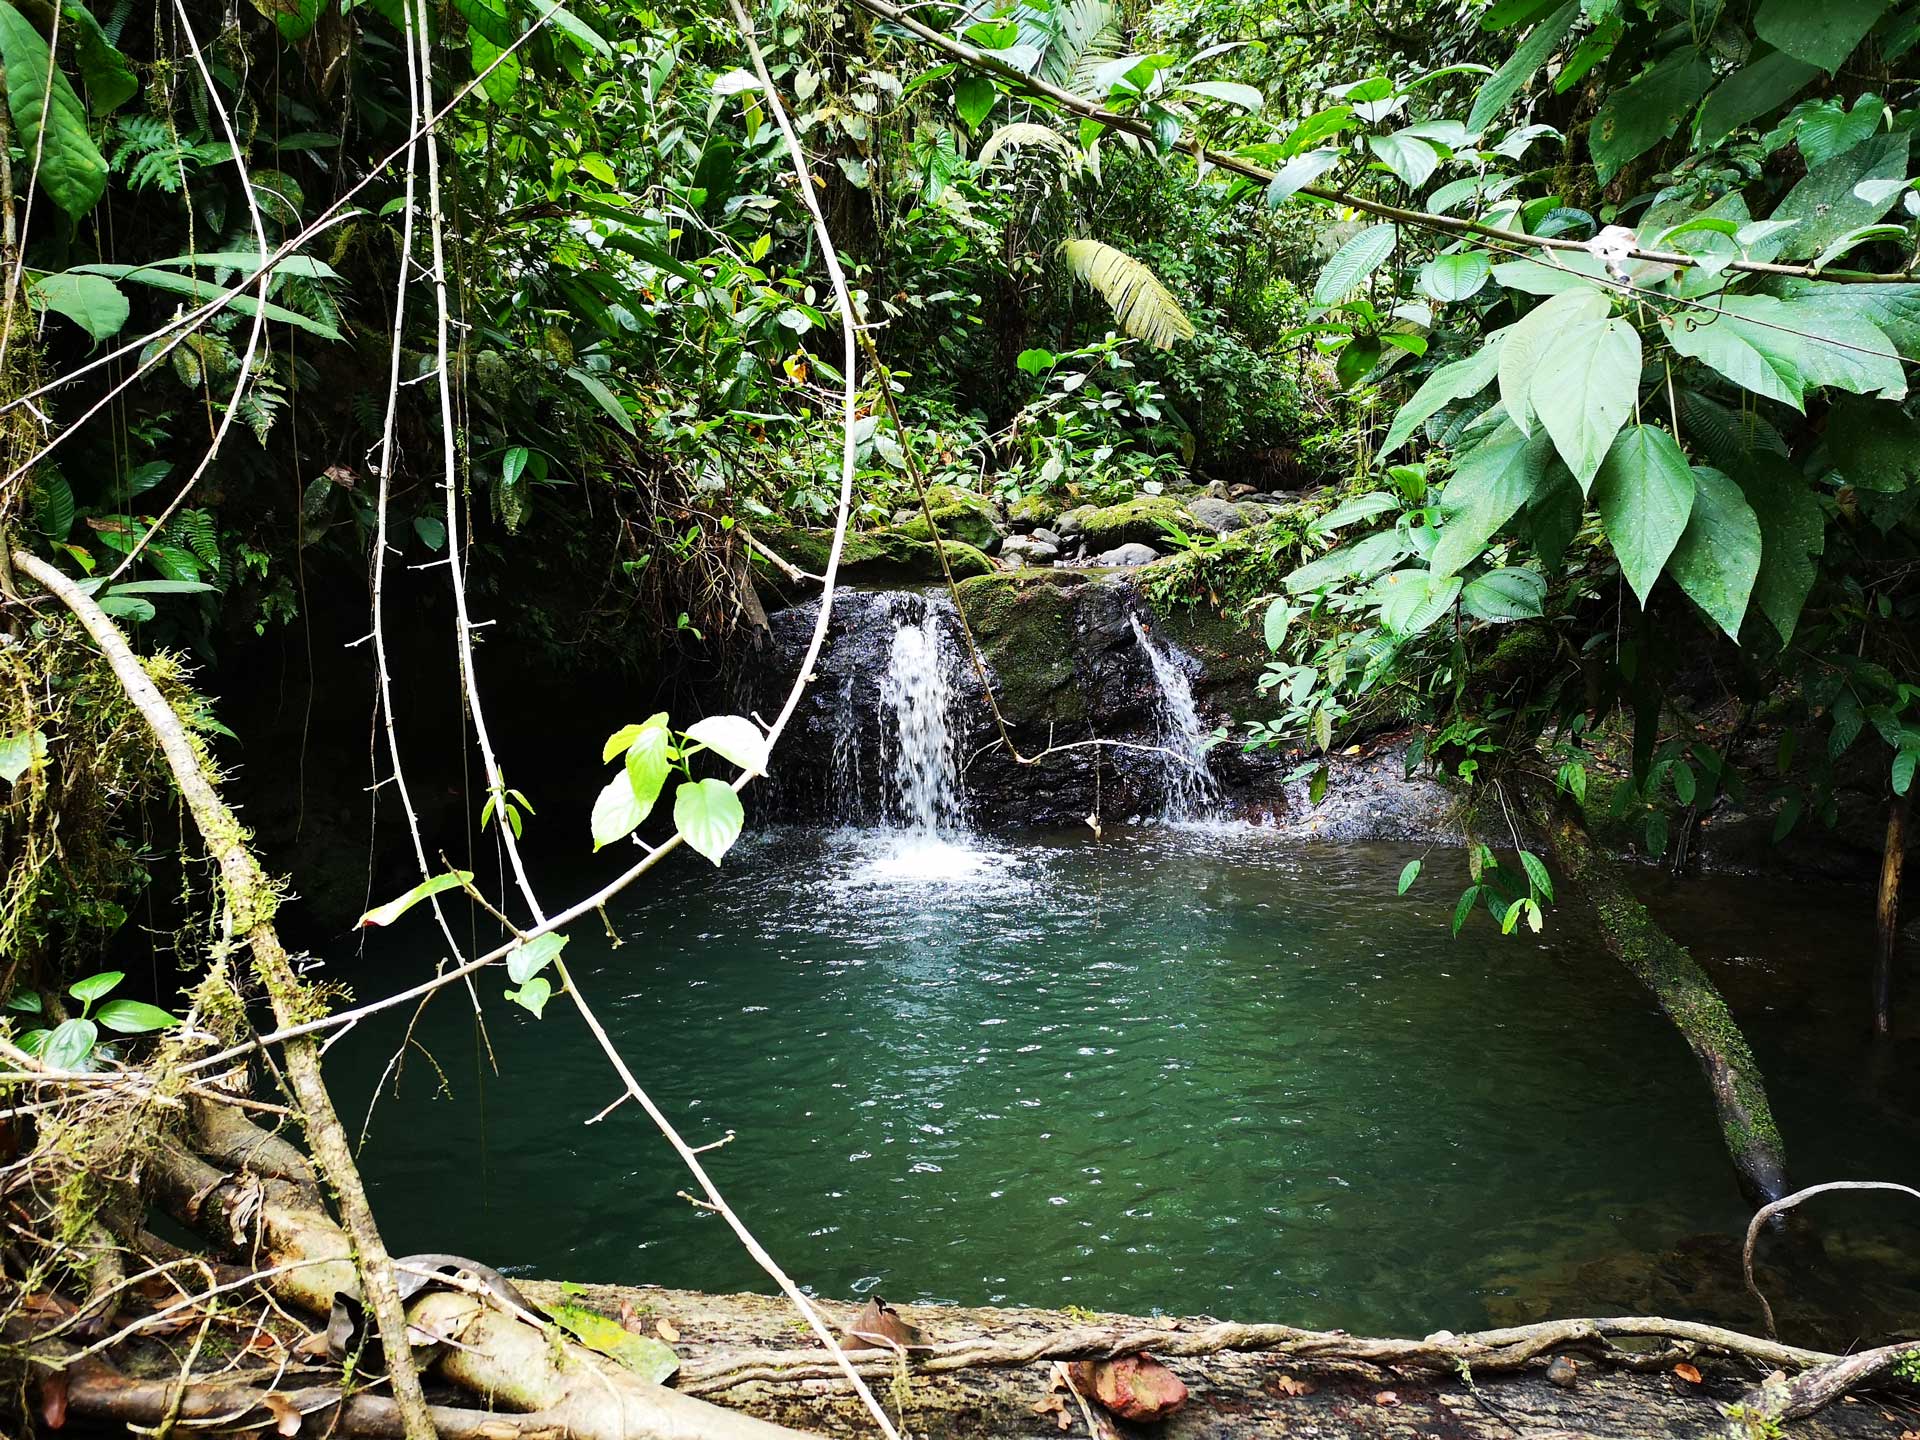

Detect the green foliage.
xmin=9 ymin=969 xmax=180 ymax=1071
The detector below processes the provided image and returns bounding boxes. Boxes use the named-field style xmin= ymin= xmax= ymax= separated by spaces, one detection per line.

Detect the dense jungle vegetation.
xmin=2 ymin=0 xmax=1920 ymax=1432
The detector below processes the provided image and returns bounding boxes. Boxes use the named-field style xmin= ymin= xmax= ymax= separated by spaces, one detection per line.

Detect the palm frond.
xmin=976 ymin=122 xmax=1078 ymax=171
xmin=1015 ymin=0 xmax=1122 ymax=93
xmin=1060 ymin=238 xmax=1196 ymax=350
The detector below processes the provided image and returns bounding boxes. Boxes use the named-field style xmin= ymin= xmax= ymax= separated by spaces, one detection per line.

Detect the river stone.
xmin=1000 ymin=535 xmax=1058 ymax=566
xmin=1186 ymin=497 xmax=1249 ymax=534
xmin=1032 ymin=527 xmax=1061 ymax=547
xmin=894 ymin=484 xmax=1005 ymax=552
xmin=1056 ymin=505 xmax=1096 ymax=540
xmin=1006 ymin=492 xmax=1060 ymax=532
xmin=1078 ymin=494 xmax=1192 ymax=550
xmin=1097 ymin=542 xmax=1159 ymax=566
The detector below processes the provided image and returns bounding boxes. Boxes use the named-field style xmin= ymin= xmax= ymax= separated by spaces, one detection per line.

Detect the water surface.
xmin=335 ymin=827 xmax=1920 ymax=1344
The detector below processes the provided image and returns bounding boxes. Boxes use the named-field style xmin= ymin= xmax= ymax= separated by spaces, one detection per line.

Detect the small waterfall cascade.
xmin=1130 ymin=614 xmax=1222 ymax=821
xmin=878 ymin=597 xmax=966 ymax=833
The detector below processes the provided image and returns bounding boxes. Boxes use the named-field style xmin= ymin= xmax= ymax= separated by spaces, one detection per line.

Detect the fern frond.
xmin=976 ymin=122 xmax=1077 ymax=170
xmin=1060 ymin=238 xmax=1196 ymax=349
xmin=1017 ymin=0 xmax=1121 ymax=93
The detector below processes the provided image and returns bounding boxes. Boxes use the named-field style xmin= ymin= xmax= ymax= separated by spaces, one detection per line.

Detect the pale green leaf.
xmin=591 ymin=772 xmax=645 ymax=850
xmin=1367 ymin=133 xmax=1439 ymax=189
xmin=506 ymin=931 xmax=568 ymax=985
xmin=68 ymin=970 xmax=121 ymax=1005
xmin=1379 ymin=331 xmax=1505 ymax=455
xmin=1461 ymin=566 xmax=1546 ymax=621
xmin=26 ymin=271 xmax=127 ymax=342
xmin=1768 ymin=131 xmax=1909 ymax=260
xmin=0 ymin=729 xmax=47 ymax=784
xmin=1264 ymin=147 xmax=1342 ymax=208
xmin=1661 ymin=297 xmax=1807 ymax=409
xmin=1530 ymin=316 xmax=1642 ymax=487
xmin=1418 ymin=251 xmax=1492 ymax=302
xmin=1429 ymin=424 xmax=1553 ymax=579
xmin=1313 ymin=224 xmax=1397 ymax=307
xmin=1061 ymin=238 xmax=1194 ymax=348
xmin=358 ymin=871 xmax=473 ymax=927
xmin=1500 ymin=287 xmax=1609 ymax=437
xmin=674 ymin=778 xmax=745 ymax=866
xmin=94 ymin=999 xmax=180 ymax=1034
xmin=681 ymin=715 xmax=769 ymax=776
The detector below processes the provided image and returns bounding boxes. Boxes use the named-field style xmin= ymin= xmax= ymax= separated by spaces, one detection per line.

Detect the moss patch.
xmin=753 ymin=526 xmax=993 ymax=585
xmin=1142 ymin=591 xmax=1271 ymax=721
xmin=1079 ymin=495 xmax=1194 ymax=550
xmin=1007 ymin=492 xmax=1060 ymax=529
xmin=954 ymin=572 xmax=1086 ymax=725
xmin=894 ymin=485 xmax=1004 ymax=550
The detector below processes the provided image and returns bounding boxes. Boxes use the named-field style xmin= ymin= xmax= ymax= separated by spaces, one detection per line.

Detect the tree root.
xmin=188 ymin=1094 xmax=319 ymax=1187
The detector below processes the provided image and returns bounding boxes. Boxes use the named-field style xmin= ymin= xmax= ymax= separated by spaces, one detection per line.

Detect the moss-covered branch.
xmin=1524 ymin=783 xmax=1788 ymax=1207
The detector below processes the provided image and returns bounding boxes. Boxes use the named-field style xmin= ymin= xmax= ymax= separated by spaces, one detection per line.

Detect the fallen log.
xmin=522 ymin=1283 xmax=1920 ymax=1440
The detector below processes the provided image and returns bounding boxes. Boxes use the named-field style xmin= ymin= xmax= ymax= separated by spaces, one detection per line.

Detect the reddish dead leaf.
xmin=294 ymin=1330 xmax=332 ymax=1361
xmin=1273 ymin=1374 xmax=1315 ymax=1397
xmin=1066 ymin=1354 xmax=1189 ymax=1422
xmin=263 ymin=1394 xmax=302 ymax=1437
xmin=1374 ymin=1390 xmax=1402 ymax=1407
xmin=656 ymin=1318 xmax=681 ymax=1344
xmin=1673 ymin=1363 xmax=1703 ymax=1385
xmin=40 ymin=1371 xmax=67 ymax=1429
xmin=246 ymin=1329 xmax=283 ymax=1352
xmin=843 ymin=1298 xmax=928 ymax=1352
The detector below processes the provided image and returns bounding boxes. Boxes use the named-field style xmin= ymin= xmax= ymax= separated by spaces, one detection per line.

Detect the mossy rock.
xmin=753 ymin=526 xmax=993 ymax=586
xmin=954 ymin=571 xmax=1086 ymax=725
xmin=1078 ymin=494 xmax=1194 ymax=550
xmin=1007 ymin=492 xmax=1061 ymax=530
xmin=894 ymin=485 xmax=1005 ymax=551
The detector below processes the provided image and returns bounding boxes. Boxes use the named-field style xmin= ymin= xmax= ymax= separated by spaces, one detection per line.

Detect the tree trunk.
xmin=1872 ymin=788 xmax=1908 ymax=1037
xmin=1525 ymin=786 xmax=1789 ymax=1207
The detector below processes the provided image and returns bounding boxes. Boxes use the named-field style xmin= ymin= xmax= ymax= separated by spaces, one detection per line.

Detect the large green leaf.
xmin=1499 ymin=287 xmax=1609 ymax=437
xmin=1461 ymin=566 xmax=1547 ymax=621
xmin=1754 ymin=0 xmax=1890 ymax=71
xmin=674 ymin=778 xmax=745 ymax=865
xmin=1590 ymin=50 xmax=1711 ymax=183
xmin=26 ymin=271 xmax=126 ymax=341
xmin=1666 ymin=466 xmax=1762 ymax=640
xmin=1312 ymin=223 xmax=1397 ymax=308
xmin=1777 ymin=280 xmax=1920 ymax=354
xmin=1828 ymin=393 xmax=1920 ymax=493
xmin=1790 ymin=94 xmax=1885 ymax=168
xmin=1377 ymin=570 xmax=1462 ymax=635
xmin=549 ymin=1304 xmax=679 ymax=1384
xmin=1466 ymin=1 xmax=1577 ymax=134
xmin=1429 ymin=424 xmax=1552 ymax=579
xmin=1285 ymin=529 xmax=1409 ymax=592
xmin=1264 ymin=147 xmax=1342 ymax=208
xmin=1767 ymin=131 xmax=1910 ymax=260
xmin=0 ymin=0 xmax=108 ymax=217
xmin=61 ymin=0 xmax=136 ymax=113
xmin=357 ymin=871 xmax=474 ymax=928
xmin=1379 ymin=332 xmax=1505 ymax=454
xmin=1530 ymin=316 xmax=1642 ymax=488
xmin=1661 ymin=296 xmax=1806 ymax=409
xmin=1418 ymin=251 xmax=1492 ymax=302
xmin=1738 ymin=457 xmax=1825 ymax=645
xmin=1367 ymin=133 xmax=1439 ymax=189
xmin=71 ymin=264 xmax=344 ymax=340
xmin=568 ymin=366 xmax=637 ymax=434
xmin=1695 ymin=50 xmax=1820 ymax=146
xmin=1591 ymin=425 xmax=1696 ymax=606
xmin=1521 ymin=463 xmax=1584 ymax=571
xmin=1772 ymin=293 xmax=1907 ymax=399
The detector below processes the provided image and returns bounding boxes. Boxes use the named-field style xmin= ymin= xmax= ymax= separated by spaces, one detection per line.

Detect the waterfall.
xmin=1130 ymin=614 xmax=1222 ymax=821
xmin=879 ymin=598 xmax=966 ymax=833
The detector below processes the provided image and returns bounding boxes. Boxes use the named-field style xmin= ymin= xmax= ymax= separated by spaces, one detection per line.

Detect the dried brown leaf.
xmin=1273 ymin=1374 xmax=1315 ymax=1397
xmin=1374 ymin=1390 xmax=1402 ymax=1407
xmin=656 ymin=1318 xmax=681 ymax=1343
xmin=1031 ymin=1393 xmax=1072 ymax=1432
xmin=1673 ymin=1363 xmax=1703 ymax=1384
xmin=263 ymin=1393 xmax=302 ymax=1437
xmin=40 ymin=1372 xmax=67 ymax=1429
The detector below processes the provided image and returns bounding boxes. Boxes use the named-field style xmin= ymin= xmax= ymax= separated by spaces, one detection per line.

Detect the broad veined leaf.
xmin=1665 ymin=465 xmax=1762 ymax=640
xmin=1661 ymin=297 xmax=1806 ymax=409
xmin=505 ymin=977 xmax=550 ymax=1017
xmin=1591 ymin=426 xmax=1696 ymax=606
xmin=976 ymin=122 xmax=1075 ymax=169
xmin=1590 ymin=50 xmax=1711 ymax=183
xmin=674 ymin=778 xmax=745 ymax=865
xmin=71 ymin=264 xmax=344 ymax=340
xmin=1776 ymin=279 xmax=1920 ymax=354
xmin=1500 ymin=287 xmax=1609 ymax=437
xmin=1530 ymin=316 xmax=1642 ymax=487
xmin=1789 ymin=94 xmax=1885 ymax=169
xmin=1767 ymin=131 xmax=1910 ymax=260
xmin=954 ymin=73 xmax=997 ymax=129
xmin=1312 ymin=492 xmax=1398 ymax=532
xmin=61 ymin=0 xmax=136 ymax=113
xmin=94 ymin=999 xmax=180 ymax=1034
xmin=358 ymin=871 xmax=473 ymax=927
xmin=549 ymin=1305 xmax=680 ymax=1384
xmin=1313 ymin=224 xmax=1397 ymax=308
xmin=1285 ymin=529 xmax=1410 ymax=592
xmin=1377 ymin=570 xmax=1462 ymax=635
xmin=1429 ymin=424 xmax=1553 ymax=579
xmin=682 ymin=714 xmax=769 ymax=776
xmin=43 ymin=1018 xmax=97 ymax=1071
xmin=1695 ymin=50 xmax=1820 ymax=147
xmin=1379 ymin=331 xmax=1506 ymax=455
xmin=1772 ymin=292 xmax=1906 ymax=399
xmin=1367 ymin=133 xmax=1439 ymax=190
xmin=1755 ymin=0 xmax=1890 ymax=72
xmin=1060 ymin=238 xmax=1195 ymax=349
xmin=1490 ymin=251 xmax=1616 ymax=295
xmin=0 ymin=728 xmax=47 ymax=784
xmin=568 ymin=366 xmax=636 ymax=434
xmin=1461 ymin=566 xmax=1547 ymax=621
xmin=1176 ymin=79 xmax=1263 ymax=111
xmin=602 ymin=712 xmax=668 ymax=763
xmin=1265 ymin=147 xmax=1342 ymax=208
xmin=1466 ymin=1 xmax=1578 ymax=134
xmin=506 ymin=931 xmax=568 ymax=985
xmin=0 ymin=0 xmax=108 ymax=217
xmin=25 ymin=271 xmax=127 ymax=341
xmin=592 ymin=770 xmax=646 ymax=850
xmin=68 ymin=970 xmax=121 ymax=1006
xmin=1827 ymin=392 xmax=1920 ymax=494
xmin=1398 ymin=859 xmax=1421 ymax=894
xmin=1418 ymin=251 xmax=1492 ymax=302
xmin=1262 ymin=599 xmax=1294 ymax=652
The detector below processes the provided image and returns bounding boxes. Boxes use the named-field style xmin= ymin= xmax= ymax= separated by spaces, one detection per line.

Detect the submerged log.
xmin=1526 ymin=787 xmax=1790 ymax=1208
